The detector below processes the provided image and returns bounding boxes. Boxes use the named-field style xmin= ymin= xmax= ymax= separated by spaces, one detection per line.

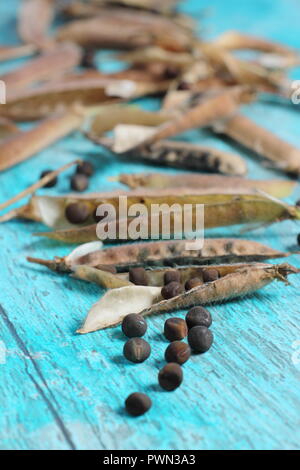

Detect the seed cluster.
xmin=122 ymin=304 xmax=214 ymax=416
xmin=40 ymin=161 xmax=95 ymax=193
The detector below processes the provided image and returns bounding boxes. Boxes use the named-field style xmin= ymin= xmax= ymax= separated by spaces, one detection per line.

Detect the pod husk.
xmin=18 ymin=0 xmax=55 ymax=48
xmin=0 ymin=44 xmax=36 ymax=62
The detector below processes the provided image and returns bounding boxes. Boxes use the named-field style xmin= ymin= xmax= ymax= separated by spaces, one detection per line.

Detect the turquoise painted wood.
xmin=1 ymin=0 xmax=300 ymax=450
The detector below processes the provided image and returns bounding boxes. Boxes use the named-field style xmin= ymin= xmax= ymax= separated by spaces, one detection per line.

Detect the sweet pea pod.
xmin=0 ymin=117 xmax=19 ymax=139
xmin=0 ymin=44 xmax=36 ymax=62
xmin=18 ymin=0 xmax=55 ymax=48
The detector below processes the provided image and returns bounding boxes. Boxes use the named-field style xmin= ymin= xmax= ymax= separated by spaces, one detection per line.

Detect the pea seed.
xmin=70 ymin=173 xmax=89 ymax=192
xmin=164 ymin=270 xmax=181 ymax=285
xmin=65 ymin=202 xmax=90 ymax=224
xmin=203 ymin=268 xmax=219 ymax=283
xmin=165 ymin=341 xmax=191 ymax=365
xmin=76 ymin=161 xmax=94 ymax=177
xmin=185 ymin=277 xmax=203 ymax=291
xmin=40 ymin=170 xmax=57 ymax=188
xmin=125 ymin=392 xmax=152 ymax=416
xmin=129 ymin=267 xmax=148 ymax=286
xmin=122 ymin=313 xmax=147 ymax=338
xmin=164 ymin=317 xmax=188 ymax=341
xmin=123 ymin=338 xmax=151 ymax=363
xmin=158 ymin=363 xmax=183 ymax=391
xmin=161 ymin=281 xmax=183 ymax=299
xmin=186 ymin=306 xmax=212 ymax=329
xmin=188 ymin=326 xmax=214 ymax=353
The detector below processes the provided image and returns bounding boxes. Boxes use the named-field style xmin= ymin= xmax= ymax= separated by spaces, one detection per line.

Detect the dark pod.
xmin=125 ymin=392 xmax=152 ymax=417
xmin=40 ymin=170 xmax=57 ymax=188
xmin=65 ymin=202 xmax=90 ymax=224
xmin=76 ymin=161 xmax=94 ymax=177
xmin=122 ymin=313 xmax=147 ymax=338
xmin=158 ymin=363 xmax=183 ymax=391
xmin=123 ymin=338 xmax=151 ymax=363
xmin=164 ymin=270 xmax=181 ymax=285
xmin=164 ymin=318 xmax=188 ymax=341
xmin=165 ymin=341 xmax=191 ymax=365
xmin=70 ymin=173 xmax=89 ymax=192
xmin=202 ymin=268 xmax=219 ymax=283
xmin=161 ymin=281 xmax=183 ymax=299
xmin=186 ymin=306 xmax=212 ymax=329
xmin=129 ymin=267 xmax=148 ymax=286
xmin=185 ymin=277 xmax=203 ymax=291
xmin=188 ymin=326 xmax=214 ymax=353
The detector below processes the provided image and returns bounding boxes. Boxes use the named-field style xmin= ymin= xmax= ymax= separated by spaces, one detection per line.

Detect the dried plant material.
xmin=95 ymin=136 xmax=248 ymax=176
xmin=18 ymin=0 xmax=55 ymax=48
xmin=1 ymin=43 xmax=82 ymax=94
xmin=0 ymin=109 xmax=84 ymax=172
xmin=0 ymin=43 xmax=36 ymax=62
xmin=213 ymin=113 xmax=300 ymax=176
xmin=72 ymin=265 xmax=133 ymax=289
xmin=77 ymin=285 xmax=162 ymax=333
xmin=0 ymin=117 xmax=19 ymax=139
xmin=139 ymin=263 xmax=299 ymax=318
xmin=66 ymin=241 xmax=104 ymax=265
xmin=118 ymin=47 xmax=193 ymax=67
xmin=117 ymin=172 xmax=296 ymax=198
xmin=27 ymin=238 xmax=290 ymax=274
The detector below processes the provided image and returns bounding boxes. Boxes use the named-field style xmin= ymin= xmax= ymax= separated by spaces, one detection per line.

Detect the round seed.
xmin=123 ymin=338 xmax=151 ymax=363
xmin=188 ymin=326 xmax=214 ymax=353
xmin=122 ymin=313 xmax=147 ymax=338
xmin=165 ymin=341 xmax=191 ymax=365
xmin=125 ymin=392 xmax=152 ymax=417
xmin=40 ymin=170 xmax=57 ymax=188
xmin=158 ymin=363 xmax=183 ymax=391
xmin=76 ymin=161 xmax=94 ymax=177
xmin=129 ymin=267 xmax=148 ymax=286
xmin=185 ymin=277 xmax=203 ymax=291
xmin=70 ymin=173 xmax=89 ymax=192
xmin=202 ymin=268 xmax=219 ymax=283
xmin=164 ymin=270 xmax=181 ymax=285
xmin=164 ymin=317 xmax=188 ymax=341
xmin=186 ymin=306 xmax=212 ymax=329
xmin=65 ymin=202 xmax=90 ymax=224
xmin=161 ymin=281 xmax=183 ymax=299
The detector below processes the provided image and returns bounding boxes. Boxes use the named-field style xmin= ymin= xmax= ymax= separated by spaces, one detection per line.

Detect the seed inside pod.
xmin=188 ymin=326 xmax=214 ymax=353
xmin=129 ymin=267 xmax=148 ymax=286
xmin=164 ymin=270 xmax=181 ymax=285
xmin=185 ymin=277 xmax=203 ymax=291
xmin=158 ymin=363 xmax=183 ymax=391
xmin=202 ymin=268 xmax=220 ymax=283
xmin=70 ymin=173 xmax=89 ymax=192
xmin=161 ymin=281 xmax=183 ymax=299
xmin=40 ymin=170 xmax=57 ymax=188
xmin=164 ymin=317 xmax=188 ymax=341
xmin=123 ymin=337 xmax=151 ymax=363
xmin=76 ymin=161 xmax=94 ymax=177
xmin=125 ymin=392 xmax=152 ymax=417
xmin=122 ymin=313 xmax=147 ymax=338
xmin=165 ymin=341 xmax=191 ymax=365
xmin=186 ymin=306 xmax=212 ymax=329
xmin=65 ymin=202 xmax=90 ymax=224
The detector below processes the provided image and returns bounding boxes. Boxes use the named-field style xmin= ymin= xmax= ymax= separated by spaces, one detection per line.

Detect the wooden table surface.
xmin=1 ymin=0 xmax=300 ymax=450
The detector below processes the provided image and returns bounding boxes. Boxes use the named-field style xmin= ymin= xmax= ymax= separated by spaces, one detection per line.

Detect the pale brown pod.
xmin=18 ymin=0 xmax=55 ymax=48
xmin=0 ymin=44 xmax=36 ymax=62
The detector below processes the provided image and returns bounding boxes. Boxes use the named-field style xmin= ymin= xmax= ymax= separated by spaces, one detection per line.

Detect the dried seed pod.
xmin=161 ymin=282 xmax=183 ymax=300
xmin=122 ymin=313 xmax=147 ymax=338
xmin=65 ymin=202 xmax=90 ymax=225
xmin=185 ymin=277 xmax=203 ymax=291
xmin=70 ymin=174 xmax=89 ymax=192
xmin=203 ymin=268 xmax=220 ymax=283
xmin=40 ymin=170 xmax=57 ymax=188
xmin=165 ymin=341 xmax=191 ymax=365
xmin=0 ymin=44 xmax=36 ymax=62
xmin=164 ymin=270 xmax=181 ymax=285
xmin=129 ymin=267 xmax=148 ymax=286
xmin=72 ymin=265 xmax=132 ymax=289
xmin=158 ymin=363 xmax=183 ymax=391
xmin=125 ymin=392 xmax=152 ymax=417
xmin=186 ymin=306 xmax=212 ymax=329
xmin=188 ymin=326 xmax=214 ymax=353
xmin=18 ymin=0 xmax=55 ymax=47
xmin=164 ymin=318 xmax=188 ymax=341
xmin=123 ymin=337 xmax=151 ymax=363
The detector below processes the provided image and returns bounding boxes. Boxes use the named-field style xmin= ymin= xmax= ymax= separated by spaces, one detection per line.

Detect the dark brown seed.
xmin=186 ymin=306 xmax=212 ymax=329
xmin=70 ymin=174 xmax=89 ymax=192
xmin=185 ymin=277 xmax=203 ymax=291
xmin=164 ymin=270 xmax=181 ymax=285
xmin=125 ymin=392 xmax=152 ymax=417
xmin=40 ymin=170 xmax=57 ymax=188
xmin=158 ymin=363 xmax=183 ymax=391
xmin=202 ymin=268 xmax=219 ymax=283
xmin=65 ymin=202 xmax=90 ymax=224
xmin=164 ymin=317 xmax=188 ymax=341
xmin=122 ymin=313 xmax=147 ymax=338
xmin=165 ymin=341 xmax=191 ymax=365
xmin=161 ymin=281 xmax=183 ymax=300
xmin=123 ymin=338 xmax=151 ymax=363
xmin=76 ymin=161 xmax=94 ymax=177
xmin=188 ymin=326 xmax=214 ymax=353
xmin=129 ymin=267 xmax=148 ymax=286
